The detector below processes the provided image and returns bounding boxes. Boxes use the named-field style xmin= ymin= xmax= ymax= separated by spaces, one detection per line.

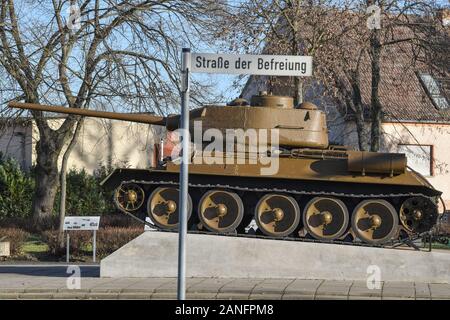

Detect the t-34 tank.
xmin=9 ymin=92 xmax=442 ymax=245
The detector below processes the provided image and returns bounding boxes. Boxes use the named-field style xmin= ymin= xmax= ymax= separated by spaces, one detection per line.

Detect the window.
xmin=418 ymin=73 xmax=449 ymax=110
xmin=397 ymin=144 xmax=433 ymax=177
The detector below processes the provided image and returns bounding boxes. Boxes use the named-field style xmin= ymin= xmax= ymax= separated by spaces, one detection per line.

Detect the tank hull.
xmin=102 ymin=157 xmax=440 ymax=196
xmin=102 ymin=156 xmax=441 ymax=246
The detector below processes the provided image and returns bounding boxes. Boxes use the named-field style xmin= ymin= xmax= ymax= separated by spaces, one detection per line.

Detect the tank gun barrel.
xmin=8 ymin=101 xmax=176 ymax=127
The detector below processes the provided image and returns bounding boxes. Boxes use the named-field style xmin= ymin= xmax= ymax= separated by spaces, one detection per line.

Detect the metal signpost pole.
xmin=177 ymin=48 xmax=191 ymax=300
xmin=66 ymin=233 xmax=70 ymax=263
xmin=93 ymin=230 xmax=97 ymax=263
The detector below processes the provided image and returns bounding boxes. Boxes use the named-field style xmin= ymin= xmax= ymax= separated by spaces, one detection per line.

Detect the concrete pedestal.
xmin=100 ymin=231 xmax=450 ymax=283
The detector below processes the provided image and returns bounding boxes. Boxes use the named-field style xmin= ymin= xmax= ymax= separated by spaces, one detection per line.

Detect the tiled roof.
xmin=359 ymin=37 xmax=450 ymax=123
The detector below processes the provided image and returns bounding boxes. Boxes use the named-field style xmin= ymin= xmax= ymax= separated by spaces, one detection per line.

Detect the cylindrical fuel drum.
xmin=347 ymin=151 xmax=406 ymax=175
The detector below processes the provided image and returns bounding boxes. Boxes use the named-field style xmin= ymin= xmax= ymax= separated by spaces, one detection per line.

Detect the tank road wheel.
xmin=115 ymin=183 xmax=145 ymax=212
xmin=400 ymin=197 xmax=438 ymax=234
xmin=198 ymin=190 xmax=244 ymax=233
xmin=255 ymin=194 xmax=300 ymax=237
xmin=147 ymin=187 xmax=192 ymax=230
xmin=351 ymin=199 xmax=399 ymax=245
xmin=303 ymin=197 xmax=349 ymax=240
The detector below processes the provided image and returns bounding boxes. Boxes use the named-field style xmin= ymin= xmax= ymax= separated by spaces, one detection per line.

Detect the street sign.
xmin=176 ymin=49 xmax=313 ymax=300
xmin=63 ymin=216 xmax=100 ymax=231
xmin=191 ymin=53 xmax=313 ymax=76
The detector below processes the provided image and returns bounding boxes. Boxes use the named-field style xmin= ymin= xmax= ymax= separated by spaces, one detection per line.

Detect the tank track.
xmin=115 ymin=179 xmax=439 ymax=250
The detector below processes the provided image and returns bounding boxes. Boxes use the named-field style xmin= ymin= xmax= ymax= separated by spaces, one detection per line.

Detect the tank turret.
xmin=9 ymin=92 xmax=328 ymax=149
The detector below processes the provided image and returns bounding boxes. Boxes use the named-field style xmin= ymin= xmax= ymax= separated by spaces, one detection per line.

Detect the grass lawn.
xmin=21 ymin=234 xmax=49 ymax=254
xmin=22 ymin=240 xmax=49 ymax=254
xmin=17 ymin=234 xmax=94 ymax=261
xmin=431 ymin=242 xmax=450 ymax=250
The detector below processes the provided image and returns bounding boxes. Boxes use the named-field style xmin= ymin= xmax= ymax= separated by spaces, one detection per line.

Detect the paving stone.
xmin=52 ymin=293 xmax=88 ymax=299
xmin=89 ymin=278 xmax=141 ymax=292
xmin=429 ymin=283 xmax=450 ymax=299
xmin=283 ymin=279 xmax=322 ymax=295
xmin=249 ymin=293 xmax=282 ymax=300
xmin=1 ymin=269 xmax=449 ymax=301
xmin=251 ymin=279 xmax=293 ymax=294
xmin=70 ymin=278 xmax=117 ymax=291
xmin=23 ymin=288 xmax=59 ymax=293
xmin=349 ymin=281 xmax=382 ymax=298
xmin=18 ymin=293 xmax=54 ymax=299
xmin=0 ymin=279 xmax=47 ymax=292
xmin=348 ymin=296 xmax=381 ymax=300
xmin=315 ymin=295 xmax=349 ymax=300
xmin=151 ymin=292 xmax=177 ymax=300
xmin=219 ymin=279 xmax=263 ymax=294
xmin=186 ymin=293 xmax=217 ymax=300
xmin=382 ymin=281 xmax=415 ymax=299
xmin=315 ymin=280 xmax=352 ymax=298
xmin=281 ymin=294 xmax=314 ymax=300
xmin=85 ymin=293 xmax=120 ymax=299
xmin=154 ymin=279 xmax=180 ymax=293
xmin=155 ymin=277 xmax=206 ymax=293
xmin=0 ymin=288 xmax=26 ymax=293
xmin=383 ymin=281 xmax=415 ymax=287
xmin=188 ymin=278 xmax=233 ymax=294
xmin=121 ymin=277 xmax=175 ymax=293
xmin=216 ymin=293 xmax=251 ymax=300
xmin=117 ymin=293 xmax=152 ymax=300
xmin=381 ymin=297 xmax=415 ymax=300
xmin=0 ymin=293 xmax=18 ymax=299
xmin=89 ymin=279 xmax=136 ymax=293
xmin=57 ymin=288 xmax=91 ymax=293
xmin=414 ymin=282 xmax=431 ymax=299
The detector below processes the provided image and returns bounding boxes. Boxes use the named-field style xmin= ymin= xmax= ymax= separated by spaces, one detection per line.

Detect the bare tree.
xmin=364 ymin=0 xmax=443 ymax=151
xmin=0 ymin=0 xmax=227 ymax=226
xmin=220 ymin=0 xmax=446 ymax=151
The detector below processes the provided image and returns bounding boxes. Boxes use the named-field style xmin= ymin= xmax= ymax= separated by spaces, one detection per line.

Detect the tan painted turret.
xmin=9 ymin=92 xmax=328 ymax=148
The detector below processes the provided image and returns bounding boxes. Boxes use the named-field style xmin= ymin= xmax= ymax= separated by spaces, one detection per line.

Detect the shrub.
xmin=100 ymin=214 xmax=143 ymax=228
xmin=53 ymin=167 xmax=116 ymax=216
xmin=0 ymin=156 xmax=117 ymax=220
xmin=0 ymin=216 xmax=59 ymax=233
xmin=0 ymin=228 xmax=30 ymax=255
xmin=42 ymin=230 xmax=91 ymax=257
xmin=96 ymin=227 xmax=143 ymax=258
xmin=0 ymin=154 xmax=34 ymax=219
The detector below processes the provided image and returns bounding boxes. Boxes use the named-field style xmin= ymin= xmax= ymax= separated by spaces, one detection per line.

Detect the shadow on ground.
xmin=0 ymin=265 xmax=100 ymax=277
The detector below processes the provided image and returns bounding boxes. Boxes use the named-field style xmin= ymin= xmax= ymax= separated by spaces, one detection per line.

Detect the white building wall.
xmin=1 ymin=118 xmax=164 ymax=173
xmin=0 ymin=122 xmax=33 ymax=169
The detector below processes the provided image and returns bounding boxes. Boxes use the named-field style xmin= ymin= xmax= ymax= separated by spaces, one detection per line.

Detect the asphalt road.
xmin=0 ymin=264 xmax=99 ymax=277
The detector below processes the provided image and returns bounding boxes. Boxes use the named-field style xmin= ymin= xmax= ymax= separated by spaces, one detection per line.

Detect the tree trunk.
xmin=350 ymin=72 xmax=369 ymax=151
xmin=58 ymin=120 xmax=83 ymax=246
xmin=32 ymin=119 xmax=76 ymax=230
xmin=294 ymin=77 xmax=303 ymax=107
xmin=58 ymin=120 xmax=84 ymax=249
xmin=355 ymin=108 xmax=369 ymax=151
xmin=369 ymin=28 xmax=382 ymax=152
xmin=32 ymin=136 xmax=62 ymax=227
